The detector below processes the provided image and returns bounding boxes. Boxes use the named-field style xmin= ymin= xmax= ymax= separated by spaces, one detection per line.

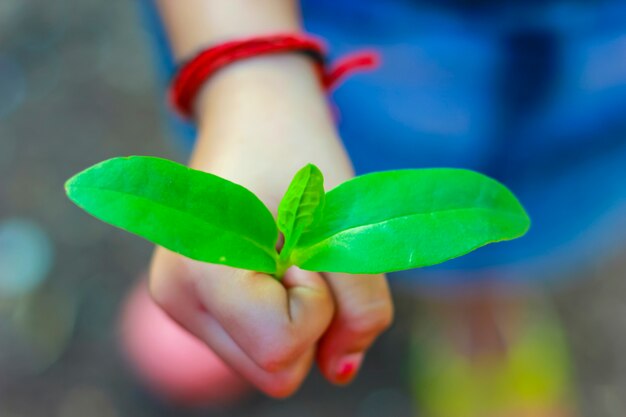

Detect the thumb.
xmin=282 ymin=266 xmax=335 ymax=341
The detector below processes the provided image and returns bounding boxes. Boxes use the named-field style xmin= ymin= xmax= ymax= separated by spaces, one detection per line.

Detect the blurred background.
xmin=1 ymin=1 xmax=626 ymax=416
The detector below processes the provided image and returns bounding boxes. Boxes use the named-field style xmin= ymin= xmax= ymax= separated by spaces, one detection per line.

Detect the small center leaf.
xmin=276 ymin=164 xmax=325 ymax=274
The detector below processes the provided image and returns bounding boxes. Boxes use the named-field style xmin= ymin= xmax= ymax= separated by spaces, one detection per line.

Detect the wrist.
xmin=195 ymin=52 xmax=329 ymax=126
xmin=186 ymin=53 xmax=353 ymax=193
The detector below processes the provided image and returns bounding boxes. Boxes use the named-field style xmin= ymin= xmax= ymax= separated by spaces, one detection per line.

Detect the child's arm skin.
xmin=151 ymin=0 xmax=393 ymax=398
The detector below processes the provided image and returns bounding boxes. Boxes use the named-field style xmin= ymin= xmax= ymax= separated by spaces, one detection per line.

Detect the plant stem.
xmin=274 ymin=259 xmax=290 ymax=280
xmin=274 ymin=239 xmax=296 ymax=279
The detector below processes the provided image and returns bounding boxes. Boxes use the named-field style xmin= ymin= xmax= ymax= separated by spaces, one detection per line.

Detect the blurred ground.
xmin=0 ymin=1 xmax=625 ymax=416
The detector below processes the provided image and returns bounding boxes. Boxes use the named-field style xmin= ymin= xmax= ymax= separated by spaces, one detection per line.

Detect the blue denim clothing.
xmin=138 ymin=0 xmax=626 ymax=284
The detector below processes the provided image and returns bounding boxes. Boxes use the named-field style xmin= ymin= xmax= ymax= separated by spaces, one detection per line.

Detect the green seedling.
xmin=65 ymin=156 xmax=530 ymax=278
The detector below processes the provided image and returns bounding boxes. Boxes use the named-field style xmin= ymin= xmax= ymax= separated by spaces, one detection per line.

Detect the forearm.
xmin=156 ymin=0 xmax=302 ymax=59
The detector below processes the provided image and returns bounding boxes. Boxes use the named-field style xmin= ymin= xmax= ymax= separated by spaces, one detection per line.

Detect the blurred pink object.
xmin=119 ymin=279 xmax=250 ymax=406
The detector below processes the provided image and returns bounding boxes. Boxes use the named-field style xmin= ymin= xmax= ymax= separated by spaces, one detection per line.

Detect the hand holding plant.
xmin=66 ymin=153 xmax=528 ymax=396
xmin=113 ymin=0 xmax=529 ymax=401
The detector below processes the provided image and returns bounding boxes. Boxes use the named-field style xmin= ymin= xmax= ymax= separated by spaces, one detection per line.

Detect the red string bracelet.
xmin=169 ymin=33 xmax=380 ymax=119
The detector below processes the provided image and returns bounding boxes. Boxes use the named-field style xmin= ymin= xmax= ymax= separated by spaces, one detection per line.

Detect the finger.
xmin=193 ymin=263 xmax=334 ymax=372
xmin=316 ymin=272 xmax=394 ymax=385
xmin=151 ymin=248 xmax=334 ymax=372
xmin=201 ymin=313 xmax=318 ymax=398
xmin=185 ymin=303 xmax=317 ymax=398
xmin=149 ymin=249 xmax=320 ymax=397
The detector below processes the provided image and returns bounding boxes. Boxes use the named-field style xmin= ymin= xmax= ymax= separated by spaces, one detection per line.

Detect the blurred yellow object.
xmin=410 ymin=293 xmax=576 ymax=417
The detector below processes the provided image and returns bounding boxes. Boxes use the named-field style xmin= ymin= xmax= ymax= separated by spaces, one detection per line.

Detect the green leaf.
xmin=277 ymin=164 xmax=325 ymax=249
xmin=292 ymin=168 xmax=530 ymax=274
xmin=65 ymin=156 xmax=278 ymax=273
xmin=275 ymin=164 xmax=325 ymax=276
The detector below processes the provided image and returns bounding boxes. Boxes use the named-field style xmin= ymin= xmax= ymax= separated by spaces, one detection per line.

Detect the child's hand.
xmin=149 ymin=146 xmax=393 ymax=398
xmin=149 ymin=58 xmax=393 ymax=394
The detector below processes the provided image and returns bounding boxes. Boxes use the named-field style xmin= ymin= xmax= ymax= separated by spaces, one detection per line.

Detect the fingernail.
xmin=335 ymin=352 xmax=364 ymax=384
